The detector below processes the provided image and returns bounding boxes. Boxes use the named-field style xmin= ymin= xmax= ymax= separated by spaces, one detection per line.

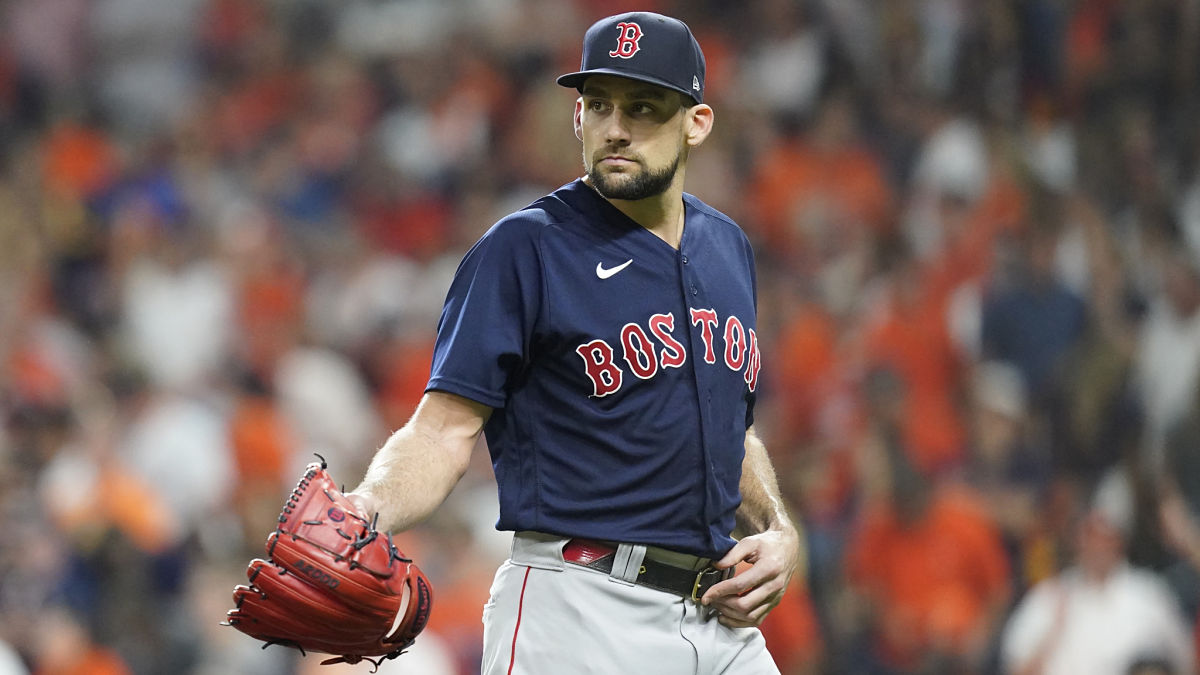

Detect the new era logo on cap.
xmin=557 ymin=12 xmax=706 ymax=104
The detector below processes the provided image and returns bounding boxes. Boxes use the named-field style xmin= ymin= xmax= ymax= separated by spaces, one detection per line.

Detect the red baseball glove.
xmin=225 ymin=457 xmax=433 ymax=668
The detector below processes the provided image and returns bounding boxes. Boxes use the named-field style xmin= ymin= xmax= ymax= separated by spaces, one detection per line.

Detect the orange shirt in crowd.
xmin=237 ymin=263 xmax=305 ymax=368
xmin=377 ymin=336 xmax=436 ymax=431
xmin=229 ymin=394 xmax=292 ymax=490
xmin=845 ymin=484 xmax=1011 ymax=668
xmin=923 ymin=174 xmax=1027 ymax=307
xmin=41 ymin=123 xmax=120 ymax=199
xmin=862 ymin=288 xmax=966 ymax=474
xmin=750 ymin=138 xmax=894 ymax=257
xmin=772 ymin=300 xmax=840 ymax=442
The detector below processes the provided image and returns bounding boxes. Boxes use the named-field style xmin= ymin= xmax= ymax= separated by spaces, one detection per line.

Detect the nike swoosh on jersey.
xmin=595 ymin=259 xmax=633 ymax=279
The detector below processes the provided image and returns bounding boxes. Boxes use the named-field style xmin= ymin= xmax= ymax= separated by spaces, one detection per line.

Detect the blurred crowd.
xmin=2 ymin=0 xmax=1200 ymax=673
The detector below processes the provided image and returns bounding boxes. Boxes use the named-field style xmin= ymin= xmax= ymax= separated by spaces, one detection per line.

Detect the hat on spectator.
xmin=557 ymin=12 xmax=706 ymax=105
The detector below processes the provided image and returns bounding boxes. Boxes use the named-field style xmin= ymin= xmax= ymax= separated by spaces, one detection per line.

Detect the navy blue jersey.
xmin=427 ymin=179 xmax=761 ymax=558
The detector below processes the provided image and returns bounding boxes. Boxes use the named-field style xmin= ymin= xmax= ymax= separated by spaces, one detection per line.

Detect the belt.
xmin=561 ymin=539 xmax=731 ymax=601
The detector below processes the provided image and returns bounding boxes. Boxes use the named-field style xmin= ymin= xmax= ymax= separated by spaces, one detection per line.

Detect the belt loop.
xmin=510 ymin=531 xmax=568 ymax=571
xmin=608 ymin=543 xmax=646 ymax=585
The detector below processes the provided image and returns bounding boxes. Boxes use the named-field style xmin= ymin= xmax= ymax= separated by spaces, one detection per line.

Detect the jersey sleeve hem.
xmin=426 ymin=377 xmax=507 ymax=409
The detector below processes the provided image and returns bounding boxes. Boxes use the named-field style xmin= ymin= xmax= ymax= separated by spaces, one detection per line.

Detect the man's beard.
xmin=587 ymin=150 xmax=681 ymax=201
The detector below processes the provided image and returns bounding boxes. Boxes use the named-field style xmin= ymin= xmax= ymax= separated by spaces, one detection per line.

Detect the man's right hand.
xmin=346 ymin=492 xmax=379 ymax=522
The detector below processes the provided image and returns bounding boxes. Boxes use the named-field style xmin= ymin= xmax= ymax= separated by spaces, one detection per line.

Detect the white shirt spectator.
xmin=121 ymin=256 xmax=234 ymax=390
xmin=274 ymin=346 xmax=385 ymax=472
xmin=1133 ymin=269 xmax=1200 ymax=467
xmin=120 ymin=392 xmax=235 ymax=536
xmin=1001 ymin=562 xmax=1194 ymax=675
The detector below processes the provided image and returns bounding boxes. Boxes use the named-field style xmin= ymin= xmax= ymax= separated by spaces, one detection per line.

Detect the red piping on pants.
xmin=507 ymin=566 xmax=532 ymax=675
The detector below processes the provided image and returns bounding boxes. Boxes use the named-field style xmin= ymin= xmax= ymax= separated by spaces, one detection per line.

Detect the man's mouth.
xmin=598 ymin=155 xmax=637 ymax=169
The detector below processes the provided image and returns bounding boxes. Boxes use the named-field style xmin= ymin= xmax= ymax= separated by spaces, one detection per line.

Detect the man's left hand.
xmin=699 ymin=529 xmax=803 ymax=628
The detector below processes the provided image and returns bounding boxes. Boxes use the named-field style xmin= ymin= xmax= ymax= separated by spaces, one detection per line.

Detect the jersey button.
xmin=690 ymin=285 xmax=698 ymax=295
xmin=681 ymin=255 xmax=689 ymax=264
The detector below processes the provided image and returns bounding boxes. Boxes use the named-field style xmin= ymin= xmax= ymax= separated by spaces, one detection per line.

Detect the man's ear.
xmin=574 ymin=97 xmax=584 ymax=141
xmin=684 ymin=104 xmax=714 ymax=148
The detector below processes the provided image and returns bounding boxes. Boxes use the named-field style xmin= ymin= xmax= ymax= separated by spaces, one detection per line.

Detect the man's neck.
xmin=586 ymin=176 xmax=687 ymax=249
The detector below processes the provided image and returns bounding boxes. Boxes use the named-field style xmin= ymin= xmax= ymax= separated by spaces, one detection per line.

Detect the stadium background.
xmin=2 ymin=0 xmax=1200 ymax=673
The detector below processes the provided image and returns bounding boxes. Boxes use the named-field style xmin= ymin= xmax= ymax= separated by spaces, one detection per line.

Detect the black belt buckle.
xmin=690 ymin=567 xmax=726 ymax=602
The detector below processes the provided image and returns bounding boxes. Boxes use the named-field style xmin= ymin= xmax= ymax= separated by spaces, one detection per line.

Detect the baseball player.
xmin=348 ymin=11 xmax=802 ymax=674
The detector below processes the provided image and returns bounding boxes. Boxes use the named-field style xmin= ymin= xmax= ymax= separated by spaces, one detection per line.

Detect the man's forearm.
xmin=735 ymin=427 xmax=799 ymax=540
xmin=352 ymin=392 xmax=490 ymax=532
xmin=701 ymin=426 xmax=804 ymax=627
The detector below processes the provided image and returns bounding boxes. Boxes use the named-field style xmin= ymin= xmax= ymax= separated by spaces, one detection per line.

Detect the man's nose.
xmin=602 ymin=109 xmax=632 ymax=145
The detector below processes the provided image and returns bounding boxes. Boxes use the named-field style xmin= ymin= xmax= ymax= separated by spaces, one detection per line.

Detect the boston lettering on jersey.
xmin=575 ymin=309 xmax=761 ymax=397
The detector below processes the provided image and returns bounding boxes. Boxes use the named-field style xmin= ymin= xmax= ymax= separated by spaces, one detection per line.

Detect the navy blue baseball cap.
xmin=557 ymin=12 xmax=706 ymax=105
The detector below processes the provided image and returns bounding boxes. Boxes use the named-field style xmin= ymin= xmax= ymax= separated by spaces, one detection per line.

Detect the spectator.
xmin=115 ymin=219 xmax=235 ymax=392
xmin=842 ymin=368 xmax=1011 ymax=673
xmin=1133 ymin=243 xmax=1200 ymax=468
xmin=1158 ymin=380 xmax=1200 ymax=646
xmin=859 ymin=240 xmax=968 ymax=474
xmin=980 ymin=198 xmax=1088 ymax=407
xmin=1052 ymin=193 xmax=1144 ymax=480
xmin=1000 ymin=467 xmax=1195 ymax=675
xmin=964 ymin=360 xmax=1055 ymax=594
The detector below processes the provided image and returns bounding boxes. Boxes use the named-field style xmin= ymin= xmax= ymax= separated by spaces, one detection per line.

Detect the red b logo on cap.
xmin=609 ymin=22 xmax=642 ymax=59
